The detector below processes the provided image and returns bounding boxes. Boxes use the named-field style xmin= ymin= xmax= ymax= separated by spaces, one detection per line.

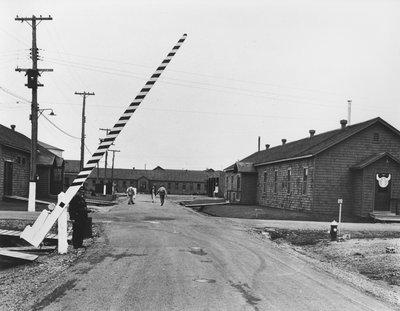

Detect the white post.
xmin=338 ymin=199 xmax=343 ymax=237
xmin=103 ymin=184 xmax=107 ymax=195
xmin=28 ymin=182 xmax=36 ymax=212
xmin=57 ymin=192 xmax=68 ymax=254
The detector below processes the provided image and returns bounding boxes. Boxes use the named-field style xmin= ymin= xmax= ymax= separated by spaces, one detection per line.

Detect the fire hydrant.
xmin=330 ymin=220 xmax=338 ymax=241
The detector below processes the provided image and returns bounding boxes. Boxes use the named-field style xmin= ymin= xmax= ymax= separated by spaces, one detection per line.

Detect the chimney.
xmin=258 ymin=136 xmax=260 ymax=152
xmin=309 ymin=129 xmax=315 ymax=137
xmin=281 ymin=138 xmax=287 ymax=145
xmin=10 ymin=125 xmax=16 ymax=131
xmin=265 ymin=144 xmax=270 ymax=150
xmin=340 ymin=119 xmax=348 ymax=129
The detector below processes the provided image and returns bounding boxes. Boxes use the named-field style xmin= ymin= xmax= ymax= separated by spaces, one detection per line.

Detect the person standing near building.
xmin=157 ymin=185 xmax=167 ymax=206
xmin=151 ymin=185 xmax=156 ymax=203
xmin=126 ymin=185 xmax=137 ymax=205
xmin=68 ymin=187 xmax=89 ymax=249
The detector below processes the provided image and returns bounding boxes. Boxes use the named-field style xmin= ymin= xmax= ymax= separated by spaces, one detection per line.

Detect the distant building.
xmin=63 ymin=161 xmax=225 ymax=196
xmin=64 ymin=159 xmax=81 ymax=189
xmin=0 ymin=124 xmax=64 ymax=199
xmin=225 ymin=117 xmax=400 ymax=219
xmin=86 ymin=166 xmax=218 ymax=195
xmin=206 ymin=169 xmax=225 ymax=198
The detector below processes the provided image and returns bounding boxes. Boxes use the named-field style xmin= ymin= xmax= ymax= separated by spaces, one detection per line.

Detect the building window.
xmin=167 ymin=183 xmax=171 ymax=189
xmin=190 ymin=183 xmax=194 ymax=191
xmin=22 ymin=157 xmax=26 ymax=165
xmin=274 ymin=170 xmax=278 ymax=194
xmin=287 ymin=169 xmax=291 ymax=194
xmin=302 ymin=168 xmax=308 ymax=195
xmin=197 ymin=183 xmax=201 ymax=190
xmin=263 ymin=171 xmax=267 ymax=193
xmin=373 ymin=132 xmax=380 ymax=142
xmin=175 ymin=182 xmax=179 ymax=189
xmin=237 ymin=175 xmax=241 ymax=191
xmin=183 ymin=183 xmax=186 ymax=190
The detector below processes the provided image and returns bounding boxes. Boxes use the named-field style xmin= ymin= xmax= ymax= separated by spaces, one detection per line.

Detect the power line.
xmin=0 ymin=85 xmax=31 ymax=103
xmin=42 ymin=114 xmax=80 ymax=139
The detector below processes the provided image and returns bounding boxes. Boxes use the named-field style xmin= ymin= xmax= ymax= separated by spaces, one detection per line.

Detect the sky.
xmin=1 ymin=0 xmax=400 ymax=171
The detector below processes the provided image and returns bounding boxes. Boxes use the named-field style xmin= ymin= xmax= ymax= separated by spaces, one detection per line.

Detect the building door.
xmin=374 ymin=173 xmax=391 ymax=211
xmin=3 ymin=161 xmax=13 ymax=196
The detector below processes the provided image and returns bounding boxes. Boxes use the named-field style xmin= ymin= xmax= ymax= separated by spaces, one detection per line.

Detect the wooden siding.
xmin=314 ymin=123 xmax=400 ymax=217
xmin=0 ymin=146 xmax=30 ymax=197
xmin=256 ymin=158 xmax=314 ymax=211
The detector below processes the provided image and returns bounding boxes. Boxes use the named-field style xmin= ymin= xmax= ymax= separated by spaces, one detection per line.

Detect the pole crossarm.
xmin=15 ymin=15 xmax=52 ymax=21
xmin=20 ymin=34 xmax=187 ymax=247
xmin=15 ymin=15 xmax=53 ymax=212
xmin=15 ymin=68 xmax=53 ymax=72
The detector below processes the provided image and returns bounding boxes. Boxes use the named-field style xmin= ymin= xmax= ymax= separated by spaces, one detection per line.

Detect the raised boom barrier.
xmin=20 ymin=34 xmax=187 ymax=247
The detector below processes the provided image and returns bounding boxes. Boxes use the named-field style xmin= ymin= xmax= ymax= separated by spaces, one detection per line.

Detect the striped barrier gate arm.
xmin=20 ymin=34 xmax=187 ymax=247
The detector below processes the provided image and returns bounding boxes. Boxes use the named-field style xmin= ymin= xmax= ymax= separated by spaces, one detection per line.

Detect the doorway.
xmin=374 ymin=173 xmax=391 ymax=212
xmin=3 ymin=161 xmax=13 ymax=196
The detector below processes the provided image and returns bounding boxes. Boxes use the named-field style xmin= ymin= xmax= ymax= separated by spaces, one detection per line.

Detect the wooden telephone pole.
xmin=109 ymin=149 xmax=120 ymax=194
xmin=75 ymin=92 xmax=95 ymax=171
xmin=99 ymin=128 xmax=111 ymax=194
xmin=15 ymin=15 xmax=53 ymax=212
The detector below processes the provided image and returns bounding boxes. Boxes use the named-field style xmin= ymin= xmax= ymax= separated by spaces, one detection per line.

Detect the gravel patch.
xmin=251 ymin=227 xmax=400 ymax=310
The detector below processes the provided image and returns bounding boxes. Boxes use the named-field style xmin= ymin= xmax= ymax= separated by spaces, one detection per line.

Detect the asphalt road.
xmin=41 ymin=195 xmax=395 ymax=311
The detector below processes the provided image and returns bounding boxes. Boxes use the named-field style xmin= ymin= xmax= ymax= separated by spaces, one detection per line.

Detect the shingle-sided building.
xmin=225 ymin=118 xmax=400 ymax=218
xmin=0 ymin=124 xmax=64 ymax=199
xmin=86 ymin=166 xmax=212 ymax=195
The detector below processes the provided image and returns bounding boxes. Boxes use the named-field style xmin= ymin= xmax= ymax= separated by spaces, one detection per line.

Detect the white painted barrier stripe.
xmin=20 ymin=34 xmax=187 ymax=247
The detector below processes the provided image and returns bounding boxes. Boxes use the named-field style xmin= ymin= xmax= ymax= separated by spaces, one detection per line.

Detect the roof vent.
xmin=265 ymin=144 xmax=270 ymax=150
xmin=340 ymin=119 xmax=348 ymax=129
xmin=281 ymin=139 xmax=287 ymax=145
xmin=10 ymin=125 xmax=16 ymax=131
xmin=309 ymin=129 xmax=315 ymax=137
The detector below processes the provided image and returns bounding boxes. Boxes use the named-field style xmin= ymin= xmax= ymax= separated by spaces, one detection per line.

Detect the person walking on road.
xmin=126 ymin=185 xmax=137 ymax=205
xmin=68 ymin=187 xmax=89 ymax=249
xmin=151 ymin=185 xmax=156 ymax=203
xmin=157 ymin=185 xmax=167 ymax=206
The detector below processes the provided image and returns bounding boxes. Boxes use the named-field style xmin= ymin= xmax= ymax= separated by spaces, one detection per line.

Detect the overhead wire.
xmin=0 ymin=85 xmax=31 ymax=104
xmin=41 ymin=114 xmax=80 ymax=139
xmin=42 ymin=53 xmax=394 ymax=113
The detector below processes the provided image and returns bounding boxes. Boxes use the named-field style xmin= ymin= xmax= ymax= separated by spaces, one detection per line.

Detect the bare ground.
xmin=253 ymin=227 xmax=400 ymax=309
xmin=1 ymin=220 xmax=400 ymax=310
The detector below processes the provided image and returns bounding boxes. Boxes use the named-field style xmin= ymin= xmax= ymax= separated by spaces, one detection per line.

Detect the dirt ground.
xmin=254 ymin=227 xmax=400 ymax=309
xmin=0 ymin=221 xmax=101 ymax=311
xmin=1 ymin=219 xmax=400 ymax=310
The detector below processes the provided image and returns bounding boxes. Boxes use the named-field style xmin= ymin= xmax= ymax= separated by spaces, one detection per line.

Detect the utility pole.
xmin=99 ymin=128 xmax=111 ymax=195
xmin=75 ymin=91 xmax=95 ymax=171
xmin=15 ymin=15 xmax=53 ymax=212
xmin=109 ymin=149 xmax=120 ymax=194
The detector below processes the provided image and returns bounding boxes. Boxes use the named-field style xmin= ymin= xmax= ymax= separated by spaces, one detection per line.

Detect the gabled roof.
xmin=0 ymin=124 xmax=31 ymax=153
xmin=153 ymin=166 xmax=165 ymax=171
xmin=89 ymin=168 xmax=209 ymax=182
xmin=225 ymin=117 xmax=399 ymax=171
xmin=0 ymin=124 xmax=63 ymax=166
xmin=233 ymin=162 xmax=257 ymax=174
xmin=350 ymin=152 xmax=400 ymax=170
